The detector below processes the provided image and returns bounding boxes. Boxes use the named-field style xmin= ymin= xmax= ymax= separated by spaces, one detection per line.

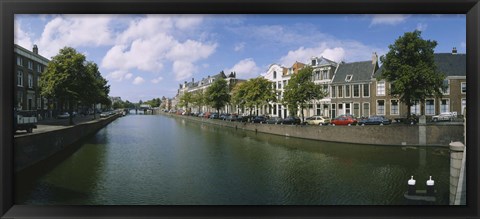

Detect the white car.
xmin=432 ymin=112 xmax=455 ymax=122
xmin=305 ymin=116 xmax=331 ymax=125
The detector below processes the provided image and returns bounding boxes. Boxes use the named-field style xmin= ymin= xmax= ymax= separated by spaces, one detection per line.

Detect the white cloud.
xmin=133 ymin=76 xmax=145 ymax=85
xmin=234 ymin=42 xmax=245 ymax=52
xmin=106 ymin=70 xmax=134 ymax=82
xmin=173 ymin=61 xmax=196 ymax=81
xmin=37 ymin=15 xmax=114 ymax=58
xmin=166 ymin=39 xmax=217 ymax=62
xmin=151 ymin=76 xmax=164 ymax=84
xmin=370 ymin=15 xmax=409 ymax=26
xmin=416 ymin=23 xmax=428 ymax=31
xmin=225 ymin=58 xmax=261 ymax=79
xmin=174 ymin=15 xmax=204 ymax=30
xmin=14 ymin=21 xmax=34 ymax=50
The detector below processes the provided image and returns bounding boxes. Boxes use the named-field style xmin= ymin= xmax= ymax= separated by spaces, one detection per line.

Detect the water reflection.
xmin=16 ymin=114 xmax=450 ymax=205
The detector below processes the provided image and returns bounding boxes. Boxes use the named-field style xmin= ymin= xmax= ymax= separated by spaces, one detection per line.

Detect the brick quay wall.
xmin=14 ymin=114 xmax=120 ymax=172
xmin=162 ymin=112 xmax=464 ymax=147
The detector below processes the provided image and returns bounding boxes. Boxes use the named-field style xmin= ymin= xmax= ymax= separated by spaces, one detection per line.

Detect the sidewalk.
xmin=15 ymin=114 xmax=107 ymax=136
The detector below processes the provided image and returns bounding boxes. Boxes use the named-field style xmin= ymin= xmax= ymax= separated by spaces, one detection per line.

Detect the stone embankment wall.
xmin=163 ymin=113 xmax=464 ymax=147
xmin=14 ymin=115 xmax=120 ymax=172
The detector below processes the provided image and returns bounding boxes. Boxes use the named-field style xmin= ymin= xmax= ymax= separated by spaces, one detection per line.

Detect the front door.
xmin=338 ymin=104 xmax=344 ymax=115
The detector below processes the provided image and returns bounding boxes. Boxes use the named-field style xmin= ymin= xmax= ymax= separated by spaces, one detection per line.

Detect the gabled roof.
xmin=312 ymin=56 xmax=337 ymax=67
xmin=332 ymin=61 xmax=376 ymax=84
xmin=374 ymin=53 xmax=466 ymax=78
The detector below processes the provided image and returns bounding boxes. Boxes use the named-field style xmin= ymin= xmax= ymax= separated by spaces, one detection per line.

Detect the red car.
xmin=330 ymin=115 xmax=358 ymax=126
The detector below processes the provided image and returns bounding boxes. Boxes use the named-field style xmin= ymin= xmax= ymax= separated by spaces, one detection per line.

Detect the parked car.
xmin=100 ymin=112 xmax=110 ymax=118
xmin=219 ymin=113 xmax=230 ymax=120
xmin=57 ymin=112 xmax=70 ymax=119
xmin=432 ymin=112 xmax=455 ymax=122
xmin=330 ymin=115 xmax=358 ymax=126
xmin=226 ymin=114 xmax=238 ymax=121
xmin=305 ymin=115 xmax=331 ymax=126
xmin=237 ymin=115 xmax=251 ymax=122
xmin=203 ymin=112 xmax=212 ymax=118
xmin=281 ymin=116 xmax=301 ymax=125
xmin=266 ymin=117 xmax=283 ymax=124
xmin=358 ymin=115 xmax=391 ymax=126
xmin=251 ymin=116 xmax=267 ymax=123
xmin=198 ymin=112 xmax=204 ymax=117
xmin=14 ymin=110 xmax=37 ymax=133
xmin=209 ymin=113 xmax=219 ymax=119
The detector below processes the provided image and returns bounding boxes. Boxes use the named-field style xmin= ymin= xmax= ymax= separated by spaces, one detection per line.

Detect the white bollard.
xmin=408 ymin=176 xmax=416 ymax=195
xmin=426 ymin=176 xmax=435 ymax=196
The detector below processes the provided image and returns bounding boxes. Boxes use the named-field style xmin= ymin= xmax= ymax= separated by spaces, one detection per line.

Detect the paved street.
xmin=14 ymin=114 xmax=107 ymax=136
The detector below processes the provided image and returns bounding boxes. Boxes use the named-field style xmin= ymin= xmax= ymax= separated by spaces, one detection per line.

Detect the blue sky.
xmin=14 ymin=14 xmax=466 ymax=103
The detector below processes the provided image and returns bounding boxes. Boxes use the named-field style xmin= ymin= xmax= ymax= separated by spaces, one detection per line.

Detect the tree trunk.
xmin=68 ymin=101 xmax=74 ymax=125
xmin=301 ymin=106 xmax=305 ymax=122
xmin=93 ymin=103 xmax=97 ymax=119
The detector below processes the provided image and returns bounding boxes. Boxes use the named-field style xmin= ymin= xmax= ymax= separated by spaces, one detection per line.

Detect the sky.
xmin=14 ymin=14 xmax=466 ymax=103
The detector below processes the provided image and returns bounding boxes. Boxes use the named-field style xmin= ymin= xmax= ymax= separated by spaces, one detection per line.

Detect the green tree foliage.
xmin=84 ymin=62 xmax=110 ymax=119
xmin=191 ymin=91 xmax=206 ymax=113
xmin=231 ymin=78 xmax=276 ymax=116
xmin=378 ymin=30 xmax=445 ymax=117
xmin=178 ymin=92 xmax=193 ymax=113
xmin=283 ymin=66 xmax=327 ymax=121
xmin=40 ymin=47 xmax=110 ymax=124
xmin=144 ymin=98 xmax=161 ymax=108
xmin=205 ymin=77 xmax=230 ymax=114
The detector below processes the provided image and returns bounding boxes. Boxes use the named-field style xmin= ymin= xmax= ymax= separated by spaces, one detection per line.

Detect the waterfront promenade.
xmin=14 ymin=114 xmax=110 ymax=136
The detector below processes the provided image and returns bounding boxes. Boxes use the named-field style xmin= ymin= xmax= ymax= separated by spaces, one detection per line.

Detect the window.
xmin=353 ymin=84 xmax=360 ymax=97
xmin=37 ymin=98 xmax=42 ymax=110
xmin=315 ymin=71 xmax=321 ymax=80
xmin=273 ymin=71 xmax=277 ymax=79
xmin=390 ymin=100 xmax=399 ymax=115
xmin=331 ymin=86 xmax=336 ymax=98
xmin=17 ymin=71 xmax=23 ymax=87
xmin=345 ymin=75 xmax=353 ymax=82
xmin=345 ymin=85 xmax=350 ymax=97
xmin=440 ymin=99 xmax=450 ymax=113
xmin=377 ymin=81 xmax=385 ymax=96
xmin=17 ymin=91 xmax=23 ymax=107
xmin=442 ymin=79 xmax=450 ymax=94
xmin=28 ymin=74 xmax=33 ymax=88
xmin=331 ymin=104 xmax=336 ymax=118
xmin=353 ymin=103 xmax=360 ymax=118
xmin=338 ymin=86 xmax=343 ymax=98
xmin=363 ymin=83 xmax=370 ymax=97
xmin=411 ymin=100 xmax=420 ymax=115
xmin=322 ymin=70 xmax=328 ymax=80
xmin=283 ymin=80 xmax=287 ymax=86
xmin=461 ymin=82 xmax=466 ymax=93
xmin=316 ymin=104 xmax=321 ymax=116
xmin=425 ymin=99 xmax=435 ymax=115
xmin=38 ymin=76 xmax=41 ymax=87
xmin=461 ymin=99 xmax=466 ymax=115
xmin=377 ymin=100 xmax=385 ymax=115
xmin=278 ymin=81 xmax=282 ymax=89
xmin=16 ymin=56 xmax=22 ymax=66
xmin=312 ymin=60 xmax=316 ymax=66
xmin=28 ymin=61 xmax=33 ymax=70
xmin=271 ymin=82 xmax=275 ymax=89
xmin=362 ymin=103 xmax=370 ymax=117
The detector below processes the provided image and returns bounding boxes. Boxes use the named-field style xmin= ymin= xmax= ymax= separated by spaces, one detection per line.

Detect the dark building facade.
xmin=14 ymin=44 xmax=50 ymax=118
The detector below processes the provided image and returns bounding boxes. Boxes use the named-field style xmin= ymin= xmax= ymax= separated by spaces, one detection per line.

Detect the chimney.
xmin=33 ymin=45 xmax=38 ymax=54
xmin=452 ymin=47 xmax=457 ymax=55
xmin=372 ymin=52 xmax=378 ymax=65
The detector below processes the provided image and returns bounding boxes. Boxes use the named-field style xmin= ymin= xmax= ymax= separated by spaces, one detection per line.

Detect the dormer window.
xmin=345 ymin=75 xmax=353 ymax=82
xmin=273 ymin=71 xmax=277 ymax=79
xmin=311 ymin=59 xmax=316 ymax=66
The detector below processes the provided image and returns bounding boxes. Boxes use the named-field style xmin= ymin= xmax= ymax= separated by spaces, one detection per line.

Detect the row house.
xmin=14 ymin=44 xmax=51 ymax=119
xmin=330 ymin=53 xmax=379 ymax=118
xmin=174 ymin=71 xmax=244 ymax=113
xmin=263 ymin=58 xmax=337 ymax=119
xmin=372 ymin=49 xmax=466 ymax=120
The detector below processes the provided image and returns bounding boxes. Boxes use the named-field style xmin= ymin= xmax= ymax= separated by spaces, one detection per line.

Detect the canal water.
xmin=15 ymin=114 xmax=450 ymax=205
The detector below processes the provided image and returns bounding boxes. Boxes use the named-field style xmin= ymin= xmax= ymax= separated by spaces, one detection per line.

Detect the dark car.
xmin=331 ymin=115 xmax=358 ymax=126
xmin=219 ymin=113 xmax=230 ymax=120
xmin=209 ymin=113 xmax=219 ymax=119
xmin=281 ymin=116 xmax=301 ymax=125
xmin=251 ymin=116 xmax=267 ymax=123
xmin=226 ymin=114 xmax=238 ymax=121
xmin=358 ymin=115 xmax=391 ymax=126
xmin=266 ymin=117 xmax=283 ymax=124
xmin=237 ymin=115 xmax=251 ymax=122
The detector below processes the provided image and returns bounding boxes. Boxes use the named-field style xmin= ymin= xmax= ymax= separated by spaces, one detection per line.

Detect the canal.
xmin=15 ymin=114 xmax=450 ymax=205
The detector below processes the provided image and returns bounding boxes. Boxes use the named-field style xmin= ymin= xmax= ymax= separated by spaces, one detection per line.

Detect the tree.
xmin=245 ymin=77 xmax=276 ymax=116
xmin=40 ymin=47 xmax=88 ymax=125
xmin=231 ymin=81 xmax=249 ymax=114
xmin=378 ymin=30 xmax=445 ymax=118
xmin=84 ymin=61 xmax=110 ymax=119
xmin=283 ymin=66 xmax=327 ymax=122
xmin=191 ymin=90 xmax=206 ymax=113
xmin=178 ymin=92 xmax=193 ymax=113
xmin=205 ymin=77 xmax=230 ymax=114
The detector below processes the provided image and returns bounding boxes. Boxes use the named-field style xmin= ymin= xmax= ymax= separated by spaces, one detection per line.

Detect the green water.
xmin=15 ymin=114 xmax=450 ymax=205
